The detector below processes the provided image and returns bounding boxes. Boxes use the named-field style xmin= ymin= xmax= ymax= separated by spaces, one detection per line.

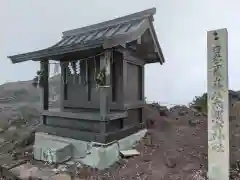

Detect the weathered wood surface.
xmin=231 ymin=101 xmax=240 ymax=119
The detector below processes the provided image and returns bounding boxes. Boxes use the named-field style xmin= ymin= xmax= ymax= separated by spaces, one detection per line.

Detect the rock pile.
xmin=149 ymin=103 xmax=169 ymax=116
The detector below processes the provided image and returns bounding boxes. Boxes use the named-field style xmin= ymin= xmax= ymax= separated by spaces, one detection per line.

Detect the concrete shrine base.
xmin=33 ymin=129 xmax=147 ymax=170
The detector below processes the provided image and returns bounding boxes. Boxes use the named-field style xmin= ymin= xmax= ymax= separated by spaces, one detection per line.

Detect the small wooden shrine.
xmin=8 ymin=8 xmax=165 ymax=144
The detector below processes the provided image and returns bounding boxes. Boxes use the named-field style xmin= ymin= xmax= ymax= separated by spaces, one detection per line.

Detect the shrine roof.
xmin=8 ymin=7 xmax=165 ymax=64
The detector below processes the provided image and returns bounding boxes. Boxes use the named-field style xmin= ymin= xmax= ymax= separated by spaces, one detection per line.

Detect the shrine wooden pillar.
xmin=40 ymin=59 xmax=49 ymax=125
xmin=99 ymin=50 xmax=111 ymax=136
xmin=60 ymin=61 xmax=65 ymax=111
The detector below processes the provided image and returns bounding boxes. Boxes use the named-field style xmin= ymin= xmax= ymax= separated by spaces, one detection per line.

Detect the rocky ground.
xmin=0 ymin=104 xmax=208 ymax=179
xmin=1 ymin=78 xmax=240 ymax=179
xmin=0 ymin=103 xmax=239 ymax=179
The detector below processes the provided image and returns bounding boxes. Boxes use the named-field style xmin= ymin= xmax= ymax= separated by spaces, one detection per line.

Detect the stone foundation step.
xmin=33 ymin=139 xmax=72 ymax=163
xmin=34 ymin=129 xmax=147 ymax=169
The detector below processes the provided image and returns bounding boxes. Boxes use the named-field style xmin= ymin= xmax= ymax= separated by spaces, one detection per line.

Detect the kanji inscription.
xmin=209 ymin=45 xmax=225 ymax=152
xmin=207 ymin=28 xmax=229 ymax=180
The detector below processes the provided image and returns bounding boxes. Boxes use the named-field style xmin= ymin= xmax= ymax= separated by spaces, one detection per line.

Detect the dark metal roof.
xmin=52 ymin=18 xmax=144 ymax=48
xmin=8 ymin=7 xmax=165 ymax=64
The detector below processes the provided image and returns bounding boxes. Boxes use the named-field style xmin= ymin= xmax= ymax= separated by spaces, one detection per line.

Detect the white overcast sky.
xmin=0 ymin=0 xmax=239 ymax=106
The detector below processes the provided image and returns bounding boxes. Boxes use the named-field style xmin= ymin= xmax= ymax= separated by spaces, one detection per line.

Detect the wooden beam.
xmin=86 ymin=60 xmax=90 ymax=101
xmin=99 ymin=50 xmax=112 ymax=134
xmin=60 ymin=61 xmax=64 ymax=111
xmin=100 ymin=86 xmax=109 ymax=111
xmin=147 ymin=20 xmax=165 ymax=64
xmin=42 ymin=110 xmax=127 ymax=121
xmin=38 ymin=123 xmax=144 ymax=144
xmin=40 ymin=60 xmax=49 ymax=110
xmin=122 ymin=59 xmax=128 ymax=103
xmin=40 ymin=59 xmax=49 ymax=125
xmin=141 ymin=66 xmax=145 ymax=101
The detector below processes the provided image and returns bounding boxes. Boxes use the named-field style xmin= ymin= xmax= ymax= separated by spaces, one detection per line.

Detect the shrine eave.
xmin=8 ymin=40 xmax=103 ymax=64
xmin=7 ymin=7 xmax=165 ymax=64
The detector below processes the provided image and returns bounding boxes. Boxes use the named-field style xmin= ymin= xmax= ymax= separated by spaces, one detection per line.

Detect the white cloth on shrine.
xmin=76 ymin=60 xmax=81 ymax=74
xmin=68 ymin=62 xmax=75 ymax=75
xmin=53 ymin=63 xmax=60 ymax=76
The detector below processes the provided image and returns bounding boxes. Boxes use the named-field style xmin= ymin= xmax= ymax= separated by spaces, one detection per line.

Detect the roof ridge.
xmin=62 ymin=7 xmax=156 ymax=37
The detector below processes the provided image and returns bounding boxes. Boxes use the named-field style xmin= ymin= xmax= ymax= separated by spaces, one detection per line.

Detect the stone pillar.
xmin=40 ymin=59 xmax=49 ymax=125
xmin=99 ymin=50 xmax=111 ymax=135
xmin=207 ymin=28 xmax=229 ymax=180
